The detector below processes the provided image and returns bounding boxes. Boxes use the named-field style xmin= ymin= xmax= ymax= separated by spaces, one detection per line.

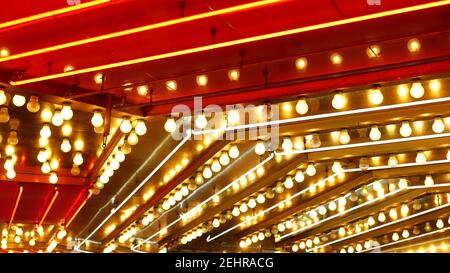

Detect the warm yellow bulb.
xmin=136 ymin=85 xmax=149 ymax=96
xmin=91 ymin=110 xmax=104 ymax=128
xmin=166 ymin=80 xmax=177 ymax=91
xmin=196 ymin=75 xmax=208 ymax=87
xmin=295 ymin=97 xmax=309 ymax=115
xmin=399 ymin=121 xmax=412 ymax=137
xmin=330 ymin=53 xmax=342 ymax=65
xmin=332 ymin=92 xmax=346 ymax=110
xmin=254 ymin=140 xmax=266 ymax=155
xmin=0 ymin=47 xmax=10 ymax=58
xmin=410 ymin=81 xmax=425 ymax=99
xmin=227 ymin=109 xmax=240 ymax=125
xmin=432 ymin=117 xmax=445 ymax=133
xmin=369 ymin=125 xmax=382 ymax=141
xmin=228 ymin=69 xmax=240 ymax=81
xmin=366 ymin=45 xmax=381 ymax=58
xmin=369 ymin=87 xmax=383 ymax=105
xmin=407 ymin=38 xmax=421 ymax=53
xmin=295 ymin=57 xmax=308 ymax=70
xmin=164 ymin=117 xmax=177 ymax=133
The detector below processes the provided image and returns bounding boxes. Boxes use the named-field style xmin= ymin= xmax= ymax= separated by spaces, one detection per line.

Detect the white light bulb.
xmin=219 ymin=152 xmax=230 ymax=166
xmin=332 ymin=92 xmax=346 ymax=110
xmin=369 ymin=125 xmax=382 ymax=141
xmin=399 ymin=121 xmax=412 ymax=137
xmin=202 ymin=166 xmax=213 ymax=179
xmin=49 ymin=172 xmax=58 ymax=184
xmin=424 ymin=175 xmax=434 ymax=186
xmin=284 ymin=176 xmax=294 ymax=189
xmin=91 ymin=111 xmax=104 ymax=128
xmin=6 ymin=169 xmax=16 ymax=179
xmin=120 ymin=118 xmax=132 ymax=133
xmin=432 ymin=117 xmax=445 ymax=133
xmin=41 ymin=161 xmax=51 ymax=174
xmin=135 ymin=120 xmax=147 ymax=136
xmin=195 ymin=114 xmax=208 ymax=129
xmin=127 ymin=131 xmax=139 ymax=145
xmin=12 ymin=94 xmax=26 ymax=107
xmin=254 ymin=140 xmax=266 ymax=155
xmin=229 ymin=145 xmax=239 ymax=159
xmin=51 ymin=110 xmax=64 ymax=126
xmin=415 ymin=151 xmax=427 ymax=163
xmin=211 ymin=159 xmax=221 ymax=173
xmin=339 ymin=129 xmax=351 ymax=144
xmin=73 ymin=152 xmax=83 ymax=166
xmin=61 ymin=138 xmax=71 ymax=153
xmin=332 ymin=160 xmax=343 ymax=174
xmin=61 ymin=103 xmax=73 ymax=120
xmin=0 ymin=89 xmax=7 ymax=105
xmin=410 ymin=81 xmax=425 ymax=98
xmin=369 ymin=87 xmax=383 ymax=105
xmin=306 ymin=163 xmax=316 ymax=176
xmin=388 ymin=154 xmax=398 ymax=167
xmin=295 ymin=97 xmax=309 ymax=115
xmin=294 ymin=170 xmax=304 ymax=183
xmin=227 ymin=109 xmax=240 ymax=125
xmin=282 ymin=137 xmax=293 ymax=152
xmin=40 ymin=124 xmax=51 ymax=138
xmin=164 ymin=118 xmax=177 ymax=133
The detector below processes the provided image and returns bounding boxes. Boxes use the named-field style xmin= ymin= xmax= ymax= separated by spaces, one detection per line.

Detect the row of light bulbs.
xmin=162 ymin=76 xmax=441 ymax=135
xmin=84 ymin=38 xmax=424 ymax=99
xmin=339 ymin=216 xmax=450 ymax=253
xmin=240 ymin=178 xmax=386 ymax=248
xmin=295 ymin=193 xmax=447 ymax=252
xmin=0 ymin=225 xmax=56 ymax=250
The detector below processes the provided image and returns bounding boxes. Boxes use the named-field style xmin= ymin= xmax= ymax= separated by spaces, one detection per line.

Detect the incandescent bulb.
xmin=369 ymin=87 xmax=383 ymax=105
xmin=229 ymin=145 xmax=239 ymax=159
xmin=164 ymin=117 xmax=177 ymax=133
xmin=339 ymin=129 xmax=351 ymax=144
xmin=12 ymin=94 xmax=26 ymax=107
xmin=306 ymin=163 xmax=316 ymax=176
xmin=26 ymin=96 xmax=40 ymax=113
xmin=91 ymin=110 xmax=104 ymax=128
xmin=295 ymin=97 xmax=309 ymax=115
xmin=51 ymin=110 xmax=64 ymax=126
xmin=40 ymin=123 xmax=51 ymax=138
xmin=410 ymin=81 xmax=425 ymax=99
xmin=227 ymin=109 xmax=240 ymax=125
xmin=369 ymin=125 xmax=382 ymax=141
xmin=432 ymin=117 xmax=445 ymax=133
xmin=332 ymin=92 xmax=346 ymax=110
xmin=399 ymin=121 xmax=412 ymax=137
xmin=73 ymin=152 xmax=83 ymax=166
xmin=61 ymin=138 xmax=71 ymax=152
xmin=135 ymin=120 xmax=147 ymax=136
xmin=61 ymin=103 xmax=73 ymax=120
xmin=120 ymin=117 xmax=132 ymax=133
xmin=195 ymin=114 xmax=208 ymax=129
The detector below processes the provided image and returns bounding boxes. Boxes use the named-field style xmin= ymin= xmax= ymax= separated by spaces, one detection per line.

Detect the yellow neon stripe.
xmin=0 ymin=0 xmax=280 ymax=63
xmin=0 ymin=0 xmax=111 ymax=30
xmin=7 ymin=186 xmax=23 ymax=230
xmin=38 ymin=190 xmax=59 ymax=226
xmin=10 ymin=0 xmax=450 ymax=86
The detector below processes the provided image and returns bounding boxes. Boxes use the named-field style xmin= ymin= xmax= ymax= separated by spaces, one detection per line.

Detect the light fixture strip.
xmin=307 ymin=201 xmax=450 ymax=252
xmin=10 ymin=1 xmax=450 ymax=85
xmin=1 ymin=0 xmax=279 ymax=62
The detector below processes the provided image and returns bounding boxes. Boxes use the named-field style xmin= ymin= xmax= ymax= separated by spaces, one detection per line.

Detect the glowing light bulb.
xmin=5 ymin=145 xmax=14 ymax=156
xmin=219 ymin=152 xmax=230 ymax=166
xmin=399 ymin=121 xmax=412 ymax=137
xmin=195 ymin=114 xmax=208 ymax=129
xmin=366 ymin=45 xmax=381 ymax=58
xmin=91 ymin=110 xmax=104 ymax=128
xmin=295 ymin=57 xmax=308 ymax=70
xmin=41 ymin=161 xmax=51 ymax=174
xmin=0 ymin=107 xmax=9 ymax=123
xmin=211 ymin=159 xmax=221 ymax=173
xmin=136 ymin=85 xmax=149 ymax=96
xmin=120 ymin=117 xmax=132 ymax=133
xmin=332 ymin=160 xmax=343 ymax=174
xmin=51 ymin=109 xmax=63 ymax=126
xmin=127 ymin=131 xmax=139 ymax=146
xmin=284 ymin=176 xmax=294 ymax=189
xmin=61 ymin=102 xmax=73 ymax=120
xmin=164 ymin=117 xmax=177 ymax=133
xmin=332 ymin=92 xmax=346 ymax=110
xmin=239 ymin=203 xmax=248 ymax=213
xmin=282 ymin=137 xmax=293 ymax=152
xmin=94 ymin=73 xmax=105 ymax=84
xmin=295 ymin=170 xmax=304 ymax=183
xmin=410 ymin=81 xmax=424 ymax=99
xmin=436 ymin=218 xmax=444 ymax=229
xmin=256 ymin=193 xmax=266 ymax=204
xmin=135 ymin=120 xmax=147 ymax=136
xmin=407 ymin=38 xmax=421 ymax=53
xmin=369 ymin=125 xmax=382 ymax=141
xmin=398 ymin=178 xmax=408 ymax=189
xmin=166 ymin=80 xmax=177 ymax=91
xmin=40 ymin=123 xmax=51 ymax=138
xmin=306 ymin=163 xmax=316 ymax=177
xmin=389 ymin=208 xmax=398 ymax=219
xmin=424 ymin=175 xmax=434 ymax=186
xmin=26 ymin=96 xmax=40 ymax=112
xmin=6 ymin=169 xmax=16 ymax=179
xmin=202 ymin=166 xmax=212 ymax=179
xmin=0 ymin=47 xmax=10 ymax=58
xmin=339 ymin=129 xmax=351 ymax=144
xmin=57 ymin=138 xmax=71 ymax=154
xmin=227 ymin=109 xmax=240 ymax=125
xmin=254 ymin=140 xmax=266 ymax=156
xmin=49 ymin=172 xmax=58 ymax=184
xmin=400 ymin=204 xmax=409 ymax=217
xmin=228 ymin=69 xmax=240 ymax=81
xmin=378 ymin=212 xmax=386 ymax=222
xmin=196 ymin=75 xmax=208 ymax=86
xmin=12 ymin=94 xmax=26 ymax=107
xmin=432 ymin=117 xmax=445 ymax=133
xmin=295 ymin=97 xmax=309 ymax=115
xmin=392 ymin=232 xmax=399 ymax=241
xmin=416 ymin=151 xmax=427 ymax=163
xmin=369 ymin=87 xmax=383 ymax=105
xmin=330 ymin=53 xmax=342 ymax=64
xmin=229 ymin=145 xmax=239 ymax=159
xmin=73 ymin=152 xmax=83 ymax=166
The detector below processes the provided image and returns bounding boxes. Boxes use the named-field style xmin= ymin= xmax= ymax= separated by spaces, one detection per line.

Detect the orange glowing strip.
xmin=10 ymin=0 xmax=450 ymax=86
xmin=7 ymin=186 xmax=23 ymax=230
xmin=38 ymin=190 xmax=59 ymax=226
xmin=0 ymin=0 xmax=111 ymax=30
xmin=0 ymin=0 xmax=280 ymax=63
xmin=65 ymin=190 xmax=92 ymax=228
